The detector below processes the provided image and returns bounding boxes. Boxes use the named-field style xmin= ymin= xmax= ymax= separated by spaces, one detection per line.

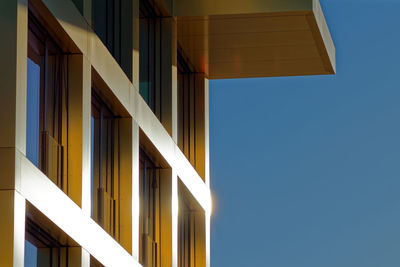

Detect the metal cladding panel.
xmin=173 ymin=0 xmax=312 ymax=17
xmin=176 ymin=0 xmax=335 ymax=79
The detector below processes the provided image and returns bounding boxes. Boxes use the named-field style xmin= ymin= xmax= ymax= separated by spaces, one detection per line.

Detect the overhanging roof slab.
xmin=173 ymin=0 xmax=312 ymax=16
xmin=175 ymin=0 xmax=335 ymax=79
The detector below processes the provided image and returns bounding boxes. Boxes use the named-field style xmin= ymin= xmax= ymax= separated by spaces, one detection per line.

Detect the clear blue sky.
xmin=210 ymin=1 xmax=400 ymax=266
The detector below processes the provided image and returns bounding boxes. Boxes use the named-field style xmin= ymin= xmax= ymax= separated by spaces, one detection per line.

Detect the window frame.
xmin=91 ymin=90 xmax=120 ymax=239
xmin=177 ymin=49 xmax=197 ymax=165
xmin=25 ymin=219 xmax=67 ymax=267
xmin=27 ymin=9 xmax=68 ymax=191
xmin=139 ymin=0 xmax=162 ymax=117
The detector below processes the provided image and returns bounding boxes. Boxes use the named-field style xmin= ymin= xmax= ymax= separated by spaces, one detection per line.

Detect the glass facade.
xmin=2 ymin=0 xmax=212 ymax=266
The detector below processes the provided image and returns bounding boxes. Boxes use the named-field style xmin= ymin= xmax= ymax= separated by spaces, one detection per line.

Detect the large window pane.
xmin=26 ymin=58 xmax=41 ymax=167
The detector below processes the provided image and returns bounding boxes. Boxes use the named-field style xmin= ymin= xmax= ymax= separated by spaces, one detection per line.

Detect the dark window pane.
xmin=139 ymin=15 xmax=151 ymax=105
xmin=139 ymin=2 xmax=161 ymax=117
xmin=92 ymin=0 xmax=122 ymax=65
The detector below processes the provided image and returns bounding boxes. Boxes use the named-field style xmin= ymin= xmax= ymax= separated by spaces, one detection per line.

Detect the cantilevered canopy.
xmin=174 ymin=0 xmax=335 ymax=79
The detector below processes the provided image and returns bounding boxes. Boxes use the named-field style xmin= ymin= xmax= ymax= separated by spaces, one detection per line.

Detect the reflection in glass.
xmin=24 ymin=240 xmax=38 ymax=267
xmin=26 ymin=58 xmax=40 ymax=167
xmin=91 ymin=92 xmax=120 ymax=238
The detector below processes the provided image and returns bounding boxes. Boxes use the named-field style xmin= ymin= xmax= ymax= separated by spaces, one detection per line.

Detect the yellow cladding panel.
xmin=173 ymin=0 xmax=312 ymax=16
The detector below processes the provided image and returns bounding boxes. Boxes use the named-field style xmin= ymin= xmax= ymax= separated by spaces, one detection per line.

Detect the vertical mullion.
xmin=106 ymin=0 xmax=114 ymax=53
xmin=178 ymin=72 xmax=184 ymax=150
xmin=43 ymin=41 xmax=49 ymax=134
xmin=149 ymin=17 xmax=155 ymax=112
xmin=99 ymin=108 xmax=103 ymax=191
xmin=189 ymin=74 xmax=195 ymax=166
xmin=143 ymin=159 xmax=148 ymax=235
xmin=61 ymin=55 xmax=68 ymax=193
xmin=114 ymin=0 xmax=121 ymax=63
xmin=183 ymin=73 xmax=189 ymax=158
xmin=155 ymin=17 xmax=161 ymax=120
xmin=114 ymin=119 xmax=120 ymax=240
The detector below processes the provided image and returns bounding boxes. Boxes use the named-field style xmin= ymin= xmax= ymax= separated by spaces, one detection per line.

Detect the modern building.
xmin=0 ymin=0 xmax=335 ymax=266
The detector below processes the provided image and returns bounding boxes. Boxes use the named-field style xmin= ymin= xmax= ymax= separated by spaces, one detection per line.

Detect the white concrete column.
xmin=204 ymin=78 xmax=210 ymax=187
xmin=161 ymin=17 xmax=178 ymax=141
xmin=0 ymin=0 xmax=28 ymax=154
xmin=172 ymin=169 xmax=179 ymax=267
xmin=80 ymin=55 xmax=92 ymax=217
xmin=206 ymin=210 xmax=211 ymax=267
xmin=132 ymin=121 xmax=140 ymax=260
xmin=0 ymin=190 xmax=26 ymax=267
xmin=204 ymin=78 xmax=211 ymax=267
xmin=0 ymin=2 xmax=28 ymax=264
xmin=80 ymin=248 xmax=90 ymax=267
xmin=132 ymin=0 xmax=140 ymax=91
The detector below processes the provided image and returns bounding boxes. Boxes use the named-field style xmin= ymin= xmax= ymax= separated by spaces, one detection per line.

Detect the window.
xmin=178 ymin=200 xmax=194 ymax=267
xmin=91 ymin=91 xmax=121 ymax=239
xmin=27 ymin=10 xmax=68 ymax=190
xmin=92 ymin=0 xmax=133 ymax=79
xmin=92 ymin=0 xmax=121 ymax=63
xmin=178 ymin=189 xmax=206 ymax=267
xmin=139 ymin=150 xmax=160 ymax=267
xmin=25 ymin=219 xmax=68 ymax=267
xmin=139 ymin=0 xmax=162 ymax=117
xmin=177 ymin=49 xmax=207 ymax=179
xmin=177 ymin=51 xmax=194 ymax=163
xmin=90 ymin=78 xmax=132 ymax=250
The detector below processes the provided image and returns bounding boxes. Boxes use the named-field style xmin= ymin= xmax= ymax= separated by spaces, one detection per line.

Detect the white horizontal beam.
xmin=18 ymin=154 xmax=141 ymax=267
